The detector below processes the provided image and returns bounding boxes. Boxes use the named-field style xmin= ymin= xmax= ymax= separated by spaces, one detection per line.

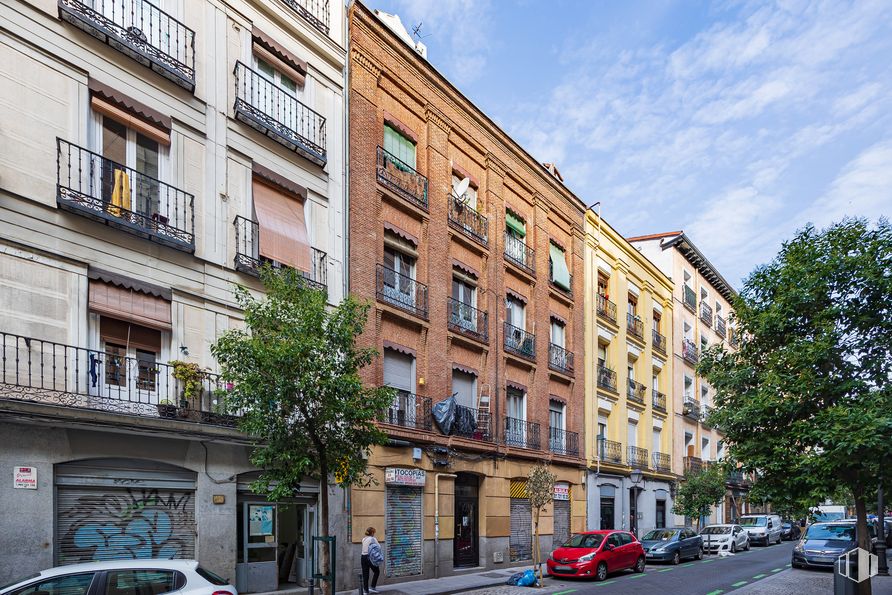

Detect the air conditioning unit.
xmin=493 ymin=551 xmax=504 ymax=564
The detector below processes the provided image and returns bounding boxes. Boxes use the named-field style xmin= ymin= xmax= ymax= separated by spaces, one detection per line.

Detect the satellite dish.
xmin=452 ymin=177 xmax=471 ymax=200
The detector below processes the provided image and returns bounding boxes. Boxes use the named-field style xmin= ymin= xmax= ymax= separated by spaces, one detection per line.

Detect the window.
xmin=384 ymin=124 xmax=416 ymax=168
xmin=506 ymin=388 xmax=525 ymax=421
xmin=627 ymin=293 xmax=638 ymax=317
xmin=627 ymin=421 xmax=637 ymax=447
xmin=607 ymin=533 xmax=622 ymax=548
xmin=684 ymin=432 xmax=693 ymax=453
xmin=12 ymin=574 xmax=95 ymax=595
xmin=684 ymin=376 xmax=693 ymax=399
xmin=548 ymin=242 xmax=571 ymax=291
xmin=254 ymin=56 xmax=307 ymax=133
xmin=383 ymin=348 xmax=415 ymax=421
xmin=700 ymin=334 xmax=708 ymax=351
xmin=451 ymin=369 xmax=477 ymax=408
xmin=194 ymin=568 xmax=227 ymax=586
xmin=451 ymin=277 xmax=477 ymax=331
xmin=701 ymin=385 xmax=709 ymax=406
xmin=105 ymin=570 xmax=181 ymax=595
xmin=505 ymin=295 xmax=525 ymax=330
xmin=717 ymin=440 xmax=726 ymax=460
xmin=382 ymin=246 xmax=416 ymax=307
xmin=99 ymin=117 xmax=161 ymax=219
xmin=99 ymin=317 xmax=162 ymax=394
xmin=652 ymin=373 xmax=659 ymax=392
xmin=701 ymin=437 xmax=710 ymax=460
xmin=597 ymin=343 xmax=607 ymax=368
xmin=683 ymin=270 xmax=692 ymax=284
xmin=701 ymin=287 xmax=708 ymax=301
xmin=549 ymin=400 xmax=565 ymax=451
xmin=598 ymin=419 xmax=607 ymax=439
xmin=653 ymin=310 xmax=661 ymax=332
xmin=597 ymin=273 xmax=609 ymax=297
xmin=683 ymin=321 xmax=692 ymax=339
xmin=627 ymin=364 xmax=635 ymax=382
xmin=652 ymin=428 xmax=661 ymax=453
xmin=550 ymin=319 xmax=565 ymax=348
xmin=452 ymin=174 xmax=477 ymax=208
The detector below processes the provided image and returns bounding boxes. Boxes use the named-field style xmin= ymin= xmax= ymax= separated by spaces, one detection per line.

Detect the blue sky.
xmin=367 ymin=0 xmax=892 ymax=286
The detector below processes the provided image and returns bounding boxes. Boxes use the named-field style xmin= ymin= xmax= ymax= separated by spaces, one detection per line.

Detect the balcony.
xmin=626 ymin=313 xmax=644 ymax=341
xmin=59 ymin=0 xmax=195 ymax=90
xmin=716 ymin=315 xmax=727 ymax=338
xmin=683 ymin=398 xmax=701 ymax=420
xmin=652 ymin=329 xmax=667 ymax=355
xmin=234 ymin=62 xmax=327 ymax=166
xmin=376 ymin=264 xmax=429 ymax=319
xmin=683 ymin=284 xmax=696 ymax=312
xmin=652 ymin=452 xmax=671 ymax=473
xmin=627 ymin=445 xmax=649 ymax=469
xmin=700 ymin=301 xmax=713 ymax=327
xmin=380 ymin=390 xmax=431 ymax=431
xmin=504 ymin=231 xmax=535 ymax=277
xmin=234 ymin=216 xmax=327 ymax=292
xmin=504 ymin=417 xmax=541 ymax=450
xmin=652 ymin=390 xmax=667 ymax=413
xmin=627 ymin=379 xmax=646 ymax=406
xmin=729 ymin=329 xmax=739 ymax=348
xmin=0 ymin=331 xmax=236 ymax=427
xmin=449 ymin=404 xmax=493 ymax=442
xmin=597 ymin=294 xmax=617 ymax=325
xmin=549 ymin=427 xmax=579 ymax=457
xmin=700 ymin=404 xmax=713 ymax=428
xmin=682 ymin=338 xmax=699 ymax=365
xmin=56 ymin=139 xmax=194 ymax=251
xmin=448 ymin=195 xmax=488 ymax=247
xmin=597 ymin=365 xmax=617 ymax=393
xmin=548 ymin=343 xmax=574 ymax=376
xmin=376 ymin=146 xmax=428 ymax=211
xmin=727 ymin=471 xmax=752 ymax=487
xmin=684 ymin=456 xmax=703 ymax=474
xmin=504 ymin=322 xmax=536 ymax=362
xmin=597 ymin=437 xmax=623 ymax=465
xmin=282 ymin=0 xmax=329 ymax=34
xmin=447 ymin=298 xmax=488 ymax=343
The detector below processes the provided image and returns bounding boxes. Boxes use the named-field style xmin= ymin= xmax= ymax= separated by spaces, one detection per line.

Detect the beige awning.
xmin=89 ymin=279 xmax=172 ymax=331
xmin=253 ymin=179 xmax=311 ymax=272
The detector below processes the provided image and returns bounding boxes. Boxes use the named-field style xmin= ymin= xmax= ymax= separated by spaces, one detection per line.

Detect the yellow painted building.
xmin=583 ymin=211 xmax=675 ymax=534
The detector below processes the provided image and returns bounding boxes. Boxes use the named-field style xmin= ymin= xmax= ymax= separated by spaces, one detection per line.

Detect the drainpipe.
xmin=434 ymin=473 xmax=457 ymax=579
xmin=343 ymin=1 xmax=352 ymax=298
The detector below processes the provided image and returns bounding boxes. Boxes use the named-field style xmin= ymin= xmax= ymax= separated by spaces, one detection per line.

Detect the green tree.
xmin=527 ymin=463 xmax=556 ymax=583
xmin=212 ymin=267 xmax=393 ymax=594
xmin=699 ymin=219 xmax=892 ymax=594
xmin=673 ymin=464 xmax=727 ymax=531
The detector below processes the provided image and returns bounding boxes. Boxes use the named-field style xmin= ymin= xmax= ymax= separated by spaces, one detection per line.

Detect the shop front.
xmin=384 ymin=467 xmax=425 ymax=578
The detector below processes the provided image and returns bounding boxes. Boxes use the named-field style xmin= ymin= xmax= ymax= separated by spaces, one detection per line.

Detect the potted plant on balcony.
xmin=156 ymin=399 xmax=178 ymax=418
xmin=170 ymin=360 xmax=206 ymax=420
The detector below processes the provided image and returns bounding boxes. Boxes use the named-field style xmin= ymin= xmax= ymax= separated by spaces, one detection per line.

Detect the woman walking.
xmin=361 ymin=526 xmax=383 ymax=594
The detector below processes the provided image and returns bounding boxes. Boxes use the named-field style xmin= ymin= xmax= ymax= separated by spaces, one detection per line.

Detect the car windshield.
xmin=739 ymin=517 xmax=767 ymax=527
xmin=702 ymin=526 xmax=732 ymax=534
xmin=806 ymin=524 xmax=855 ymax=541
xmin=641 ymin=529 xmax=677 ymax=541
xmin=562 ymin=534 xmax=605 ymax=548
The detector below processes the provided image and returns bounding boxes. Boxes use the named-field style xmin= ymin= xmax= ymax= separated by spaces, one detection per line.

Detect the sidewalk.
xmin=335 ymin=564 xmax=544 ymax=595
xmin=732 ymin=568 xmax=892 ymax=595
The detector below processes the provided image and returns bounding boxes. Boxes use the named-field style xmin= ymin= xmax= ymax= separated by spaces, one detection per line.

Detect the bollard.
xmin=357 ymin=571 xmax=364 ymax=595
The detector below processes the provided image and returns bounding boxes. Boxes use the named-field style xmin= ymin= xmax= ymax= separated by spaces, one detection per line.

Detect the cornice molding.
xmin=425 ymin=105 xmax=452 ymax=134
xmin=485 ymin=152 xmax=507 ymax=178
xmin=351 ymin=47 xmax=380 ymax=78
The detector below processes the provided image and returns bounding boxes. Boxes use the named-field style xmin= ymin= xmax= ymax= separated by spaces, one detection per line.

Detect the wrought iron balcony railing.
xmin=0 ymin=331 xmax=236 ymax=426
xmin=504 ymin=322 xmax=536 ymax=361
xmin=729 ymin=329 xmax=739 ymax=348
xmin=684 ymin=456 xmax=703 ymax=475
xmin=628 ymin=445 xmax=649 ymax=469
xmin=683 ymin=398 xmax=701 ymax=419
xmin=716 ymin=315 xmax=727 ymax=338
xmin=282 ymin=0 xmax=329 ymax=34
xmin=726 ymin=470 xmax=752 ymax=486
xmin=627 ymin=379 xmax=646 ymax=405
xmin=627 ymin=313 xmax=644 ymax=341
xmin=59 ymin=0 xmax=195 ymax=90
xmin=376 ymin=146 xmax=428 ymax=211
xmin=449 ymin=404 xmax=493 ymax=442
xmin=597 ymin=364 xmax=617 ymax=393
xmin=376 ymin=263 xmax=429 ymax=319
xmin=504 ymin=231 xmax=535 ymax=276
xmin=683 ymin=284 xmax=696 ymax=312
xmin=234 ymin=62 xmax=327 ymax=165
xmin=548 ymin=343 xmax=574 ymax=375
xmin=548 ymin=427 xmax=579 ymax=457
xmin=682 ymin=338 xmax=699 ymax=364
xmin=234 ymin=216 xmax=327 ymax=292
xmin=379 ymin=389 xmax=431 ymax=431
xmin=652 ymin=452 xmax=671 ymax=472
xmin=448 ymin=195 xmax=488 ymax=247
xmin=700 ymin=300 xmax=713 ymax=327
xmin=597 ymin=437 xmax=623 ymax=464
xmin=652 ymin=390 xmax=667 ymax=413
xmin=56 ymin=138 xmax=194 ymax=251
xmin=700 ymin=404 xmax=713 ymax=427
xmin=652 ymin=329 xmax=667 ymax=355
xmin=597 ymin=294 xmax=617 ymax=325
xmin=447 ymin=297 xmax=488 ymax=343
xmin=504 ymin=417 xmax=541 ymax=450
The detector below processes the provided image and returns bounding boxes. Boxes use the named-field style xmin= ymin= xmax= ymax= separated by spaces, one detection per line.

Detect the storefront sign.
xmin=249 ymin=504 xmax=274 ymax=536
xmin=554 ymin=483 xmax=570 ymax=501
xmin=14 ymin=466 xmax=37 ymax=489
xmin=385 ymin=467 xmax=426 ymax=487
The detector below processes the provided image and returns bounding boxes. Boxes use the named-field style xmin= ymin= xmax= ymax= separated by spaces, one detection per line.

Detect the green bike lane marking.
xmin=592 ymin=580 xmax=615 ymax=586
xmin=753 ymin=573 xmax=766 ymax=579
xmin=658 ymin=567 xmax=674 ymax=572
xmin=771 ymin=568 xmax=783 ymax=573
xmin=731 ymin=580 xmax=748 ymax=587
xmin=706 ymin=590 xmax=724 ymax=595
xmin=552 ymin=590 xmax=577 ymax=595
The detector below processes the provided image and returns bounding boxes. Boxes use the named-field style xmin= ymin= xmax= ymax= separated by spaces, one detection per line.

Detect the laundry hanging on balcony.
xmin=108 ymin=169 xmax=131 ymax=217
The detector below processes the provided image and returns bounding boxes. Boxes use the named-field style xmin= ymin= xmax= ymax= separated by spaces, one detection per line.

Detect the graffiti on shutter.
xmin=386 ymin=486 xmax=423 ymax=577
xmin=553 ymin=499 xmax=570 ymax=548
xmin=509 ymin=498 xmax=532 ymax=562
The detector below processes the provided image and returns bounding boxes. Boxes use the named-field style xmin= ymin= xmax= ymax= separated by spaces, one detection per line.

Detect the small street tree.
xmin=673 ymin=464 xmax=727 ymax=531
xmin=699 ymin=219 xmax=892 ymax=595
xmin=212 ymin=267 xmax=394 ymax=595
xmin=527 ymin=463 xmax=556 ymax=583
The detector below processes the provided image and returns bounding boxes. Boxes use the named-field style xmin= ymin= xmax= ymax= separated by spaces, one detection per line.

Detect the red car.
xmin=546 ymin=530 xmax=646 ymax=581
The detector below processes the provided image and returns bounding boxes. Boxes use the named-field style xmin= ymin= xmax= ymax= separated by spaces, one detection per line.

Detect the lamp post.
xmin=630 ymin=469 xmax=643 ymax=537
xmin=878 ymin=476 xmax=889 ymax=576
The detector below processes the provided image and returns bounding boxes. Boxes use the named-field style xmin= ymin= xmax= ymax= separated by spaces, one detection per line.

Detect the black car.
xmin=781 ymin=520 xmax=801 ymax=541
xmin=792 ymin=521 xmax=876 ymax=570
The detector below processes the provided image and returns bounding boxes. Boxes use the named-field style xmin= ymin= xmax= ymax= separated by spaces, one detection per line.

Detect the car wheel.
xmin=731 ymin=541 xmax=737 ymax=554
xmin=596 ymin=562 xmax=608 ymax=581
xmin=696 ymin=547 xmax=704 ymax=560
xmin=634 ymin=556 xmax=646 ymax=573
xmin=745 ymin=539 xmax=750 ymax=551
xmin=672 ymin=551 xmax=681 ymax=565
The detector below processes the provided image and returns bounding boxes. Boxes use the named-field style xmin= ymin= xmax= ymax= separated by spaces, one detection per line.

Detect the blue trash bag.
xmin=517 ymin=569 xmax=537 ymax=587
xmin=505 ymin=572 xmax=524 ymax=586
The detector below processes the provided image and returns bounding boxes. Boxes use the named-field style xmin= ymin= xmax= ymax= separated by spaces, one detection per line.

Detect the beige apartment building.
xmin=0 ymin=0 xmax=345 ymax=591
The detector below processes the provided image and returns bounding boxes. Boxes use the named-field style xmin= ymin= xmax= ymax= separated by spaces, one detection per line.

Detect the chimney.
xmin=542 ymin=162 xmax=564 ymax=183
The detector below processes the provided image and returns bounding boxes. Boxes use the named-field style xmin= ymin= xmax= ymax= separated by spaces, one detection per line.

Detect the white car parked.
xmin=0 ymin=560 xmax=236 ymax=595
xmin=738 ymin=514 xmax=784 ymax=546
xmin=700 ymin=524 xmax=750 ymax=554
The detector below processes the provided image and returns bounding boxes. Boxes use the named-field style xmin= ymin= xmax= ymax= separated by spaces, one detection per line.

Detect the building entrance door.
xmin=453 ymin=474 xmax=479 ymax=568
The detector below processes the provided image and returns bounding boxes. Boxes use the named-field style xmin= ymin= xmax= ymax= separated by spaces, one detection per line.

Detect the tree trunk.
xmin=319 ymin=457 xmax=331 ymax=595
xmin=853 ymin=486 xmax=873 ymax=595
xmin=534 ymin=508 xmax=541 ymax=584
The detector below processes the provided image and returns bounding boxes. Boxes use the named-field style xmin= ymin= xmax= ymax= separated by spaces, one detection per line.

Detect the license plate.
xmin=554 ymin=566 xmax=573 ymax=571
xmin=811 ymin=557 xmax=833 ymax=564
xmin=646 ymin=553 xmax=655 ymax=557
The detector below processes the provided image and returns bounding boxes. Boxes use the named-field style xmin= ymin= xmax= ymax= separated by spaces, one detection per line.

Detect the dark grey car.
xmin=792 ymin=521 xmax=876 ymax=569
xmin=640 ymin=528 xmax=703 ymax=564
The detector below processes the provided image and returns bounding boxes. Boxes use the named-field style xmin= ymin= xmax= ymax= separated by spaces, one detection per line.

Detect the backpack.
xmin=369 ymin=540 xmax=384 ymax=567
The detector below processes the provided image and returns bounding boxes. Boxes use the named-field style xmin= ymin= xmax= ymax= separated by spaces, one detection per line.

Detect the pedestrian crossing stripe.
xmin=510 ymin=479 xmax=529 ymax=498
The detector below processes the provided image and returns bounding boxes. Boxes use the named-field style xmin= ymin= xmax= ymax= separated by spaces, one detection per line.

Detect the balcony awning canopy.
xmin=549 ymin=243 xmax=571 ymax=291
xmin=253 ymin=178 xmax=311 ymax=273
xmin=505 ymin=211 xmax=526 ymax=237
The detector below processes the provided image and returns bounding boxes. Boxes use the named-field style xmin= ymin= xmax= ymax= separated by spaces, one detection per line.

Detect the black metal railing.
xmin=233 ymin=216 xmax=327 ymax=292
xmin=282 ymin=0 xmax=329 ymax=34
xmin=376 ymin=146 xmax=428 ymax=210
xmin=627 ymin=313 xmax=644 ymax=341
xmin=684 ymin=456 xmax=703 ymax=474
xmin=59 ymin=0 xmax=195 ymax=89
xmin=700 ymin=404 xmax=713 ymax=427
xmin=448 ymin=195 xmax=488 ymax=247
xmin=716 ymin=315 xmax=727 ymax=338
xmin=597 ymin=437 xmax=623 ymax=464
xmin=683 ymin=285 xmax=696 ymax=312
xmin=548 ymin=343 xmax=574 ymax=375
xmin=449 ymin=404 xmax=493 ymax=442
xmin=234 ymin=62 xmax=327 ymax=165
xmin=549 ymin=427 xmax=579 ymax=457
xmin=504 ymin=231 xmax=535 ymax=276
xmin=0 ymin=331 xmax=236 ymax=426
xmin=729 ymin=329 xmax=739 ymax=348
xmin=504 ymin=322 xmax=535 ymax=361
xmin=727 ymin=471 xmax=751 ymax=486
xmin=56 ymin=138 xmax=194 ymax=251
xmin=683 ymin=398 xmax=701 ymax=419
xmin=652 ymin=329 xmax=667 ymax=355
xmin=447 ymin=297 xmax=488 ymax=343
xmin=652 ymin=452 xmax=671 ymax=472
xmin=628 ymin=445 xmax=649 ymax=469
xmin=597 ymin=364 xmax=617 ymax=393
xmin=700 ymin=301 xmax=713 ymax=327
xmin=597 ymin=294 xmax=617 ymax=324
xmin=627 ymin=379 xmax=646 ymax=405
xmin=380 ymin=390 xmax=431 ymax=431
xmin=652 ymin=390 xmax=667 ymax=412
xmin=376 ymin=264 xmax=429 ymax=319
xmin=682 ymin=338 xmax=699 ymax=364
xmin=504 ymin=417 xmax=540 ymax=450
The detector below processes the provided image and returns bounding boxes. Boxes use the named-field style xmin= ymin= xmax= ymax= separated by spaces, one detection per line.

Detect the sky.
xmin=367 ymin=0 xmax=892 ymax=286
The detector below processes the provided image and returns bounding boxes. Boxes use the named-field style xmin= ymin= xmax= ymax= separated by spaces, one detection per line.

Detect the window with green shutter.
xmin=549 ymin=242 xmax=572 ymax=291
xmin=384 ymin=125 xmax=416 ymax=169
xmin=505 ymin=211 xmax=526 ymax=237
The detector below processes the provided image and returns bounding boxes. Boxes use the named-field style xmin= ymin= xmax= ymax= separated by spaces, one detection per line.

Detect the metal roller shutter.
xmin=553 ymin=500 xmax=570 ymax=547
xmin=55 ymin=459 xmax=196 ymax=564
xmin=509 ymin=480 xmax=531 ymax=562
xmin=385 ymin=486 xmax=423 ymax=577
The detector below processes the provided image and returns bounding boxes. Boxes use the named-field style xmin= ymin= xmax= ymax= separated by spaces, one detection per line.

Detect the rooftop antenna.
xmin=411 ymin=21 xmax=431 ymax=40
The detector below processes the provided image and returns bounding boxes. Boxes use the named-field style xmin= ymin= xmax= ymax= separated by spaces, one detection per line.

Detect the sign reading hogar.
xmin=385 ymin=467 xmax=426 ymax=487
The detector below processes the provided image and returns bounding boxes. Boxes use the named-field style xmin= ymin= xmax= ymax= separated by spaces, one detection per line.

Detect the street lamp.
xmin=630 ymin=469 xmax=643 ymax=537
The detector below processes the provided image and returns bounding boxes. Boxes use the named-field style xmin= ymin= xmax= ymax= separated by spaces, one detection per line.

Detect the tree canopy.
xmin=673 ymin=464 xmax=727 ymax=530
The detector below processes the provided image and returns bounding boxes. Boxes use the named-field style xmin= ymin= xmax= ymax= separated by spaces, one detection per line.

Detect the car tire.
xmin=696 ymin=547 xmax=704 ymax=560
xmin=596 ymin=562 xmax=608 ymax=582
xmin=672 ymin=551 xmax=681 ymax=565
xmin=634 ymin=556 xmax=646 ymax=573
xmin=731 ymin=541 xmax=737 ymax=554
xmin=745 ymin=539 xmax=750 ymax=551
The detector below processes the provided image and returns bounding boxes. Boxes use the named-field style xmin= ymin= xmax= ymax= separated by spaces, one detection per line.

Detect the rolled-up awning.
xmin=505 ymin=210 xmax=526 ymax=237
xmin=550 ymin=243 xmax=572 ymax=291
xmin=89 ymin=279 xmax=171 ymax=331
xmin=253 ymin=179 xmax=311 ymax=273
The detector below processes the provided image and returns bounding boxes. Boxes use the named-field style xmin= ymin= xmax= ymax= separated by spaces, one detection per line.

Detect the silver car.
xmin=701 ymin=524 xmax=750 ymax=553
